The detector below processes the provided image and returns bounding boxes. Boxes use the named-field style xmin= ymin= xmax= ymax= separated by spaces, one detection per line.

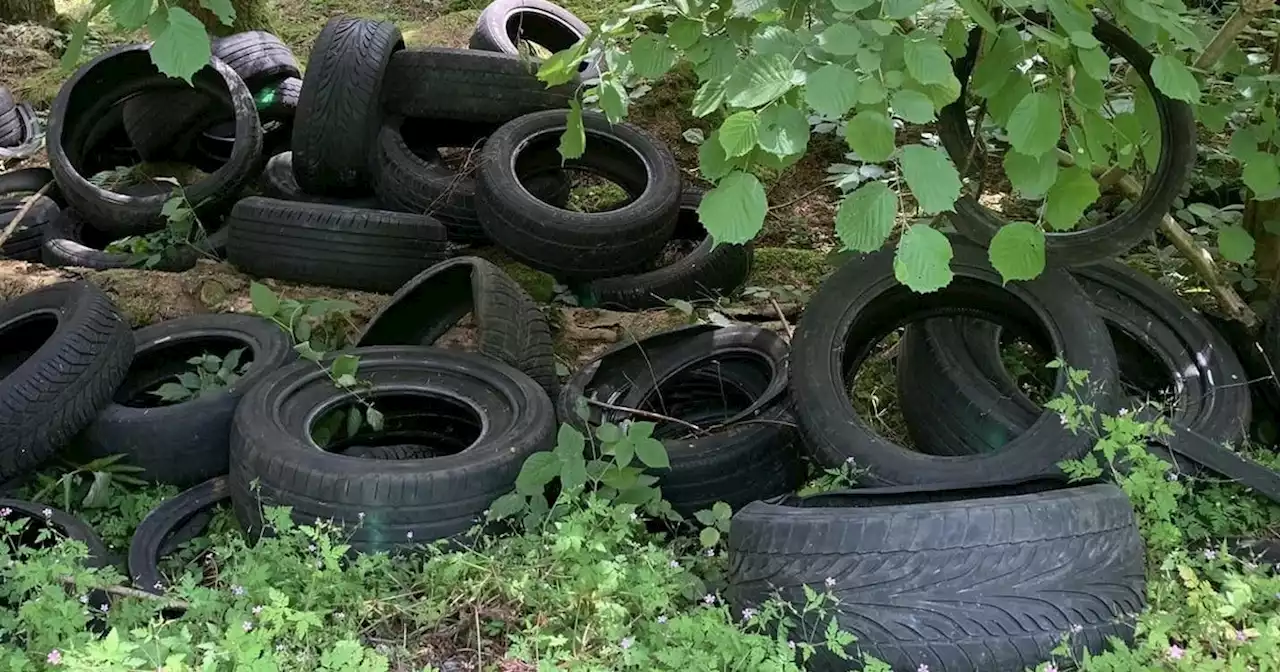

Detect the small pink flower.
xmin=1168 ymin=644 xmax=1185 ymax=660
xmin=1236 ymin=630 xmax=1247 ymax=642
xmin=0 ymin=507 xmax=11 ymax=517
xmin=47 ymin=650 xmax=62 ymax=665
xmin=1044 ymin=664 xmax=1058 ymax=672
xmin=231 ymin=585 xmax=245 ymax=596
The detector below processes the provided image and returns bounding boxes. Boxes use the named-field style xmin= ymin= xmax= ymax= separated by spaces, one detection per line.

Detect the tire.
xmin=211 ymin=31 xmax=301 ymax=87
xmin=0 ymin=282 xmax=133 ymax=480
xmin=229 ymin=346 xmax=556 ymax=551
xmin=790 ymin=235 xmax=1120 ymax=485
xmin=41 ymin=209 xmax=200 ymax=272
xmin=561 ymin=325 xmax=803 ymax=515
xmin=120 ymin=88 xmax=221 ymax=162
xmin=127 ymin=476 xmax=229 ymax=594
xmin=76 ymin=315 xmax=296 ymax=487
xmin=357 ymin=256 xmax=558 ymax=395
xmin=0 ymin=103 xmax=41 ymax=161
xmin=477 ymin=110 xmax=681 ymax=279
xmin=0 ymin=105 xmax=22 ymax=147
xmin=1 ymin=194 xmax=59 ymax=262
xmin=938 ymin=17 xmax=1195 ymax=266
xmin=225 ymin=196 xmax=450 ymax=293
xmin=262 ymin=77 xmax=301 ymax=121
xmin=381 ymin=48 xmax=578 ymax=124
xmin=898 ymin=261 xmax=1251 ymax=473
xmin=578 ymin=188 xmax=754 ymax=309
xmin=259 ymin=152 xmax=382 ymax=208
xmin=726 ymin=479 xmax=1146 ymax=671
xmin=291 ymin=17 xmax=403 ymax=195
xmin=469 ymin=0 xmax=600 ymax=80
xmin=0 ymin=499 xmax=109 ymax=568
xmin=47 ymin=45 xmax=263 ymax=236
xmin=0 ymin=167 xmax=59 ymax=202
xmin=373 ymin=119 xmax=568 ymax=243
xmin=0 ymin=87 xmax=14 ymax=117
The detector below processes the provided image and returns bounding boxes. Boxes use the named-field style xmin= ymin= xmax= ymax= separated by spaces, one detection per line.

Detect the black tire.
xmin=373 ymin=119 xmax=568 ymax=243
xmin=0 ymin=498 xmax=109 ymax=567
xmin=127 ymin=476 xmax=229 ymax=594
xmin=226 ymin=196 xmax=450 ymax=293
xmin=211 ymin=31 xmax=301 ymax=87
xmin=791 ymin=236 xmax=1120 ymax=485
xmin=561 ymin=325 xmax=803 ymax=515
xmin=259 ymin=152 xmax=381 ymax=208
xmin=726 ymin=479 xmax=1146 ymax=671
xmin=291 ymin=17 xmax=403 ymax=195
xmin=0 ymin=105 xmax=22 ymax=147
xmin=342 ymin=444 xmax=437 ymax=459
xmin=41 ymin=209 xmax=200 ymax=272
xmin=47 ymin=45 xmax=263 ymax=236
xmin=262 ymin=77 xmax=301 ymax=121
xmin=469 ymin=0 xmax=600 ymax=79
xmin=0 ymin=282 xmax=133 ymax=480
xmin=477 ymin=110 xmax=681 ymax=279
xmin=0 ymin=103 xmax=41 ymax=161
xmin=120 ymin=88 xmax=221 ymax=162
xmin=939 ymin=17 xmax=1196 ymax=266
xmin=357 ymin=256 xmax=558 ymax=395
xmin=381 ymin=48 xmax=578 ymax=124
xmin=76 ymin=315 xmax=296 ymax=487
xmin=229 ymin=346 xmax=556 ymax=551
xmin=579 ymin=188 xmax=754 ymax=309
xmin=898 ymin=262 xmax=1251 ymax=476
xmin=0 ymin=167 xmax=59 ymax=202
xmin=1 ymin=194 xmax=59 ymax=262
xmin=0 ymin=87 xmax=14 ymax=117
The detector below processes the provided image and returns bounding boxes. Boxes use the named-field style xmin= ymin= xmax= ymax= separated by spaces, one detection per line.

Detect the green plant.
xmin=63 ymin=0 xmax=236 ymax=82
xmin=149 ymin=347 xmax=249 ymax=403
xmin=103 ymin=182 xmax=216 ymax=269
xmin=27 ymin=454 xmax=149 ymax=512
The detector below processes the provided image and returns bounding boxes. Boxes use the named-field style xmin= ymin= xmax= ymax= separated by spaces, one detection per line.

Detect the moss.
xmin=748 ymin=247 xmax=832 ymax=289
xmin=401 ymin=10 xmax=479 ymax=48
xmin=470 ymin=248 xmax=557 ymax=303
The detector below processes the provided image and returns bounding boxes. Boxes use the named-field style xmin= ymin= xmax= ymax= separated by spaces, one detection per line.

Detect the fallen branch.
xmin=0 ymin=181 xmax=53 ymax=250
xmin=59 ymin=576 xmax=192 ymax=610
xmin=770 ymin=297 xmax=793 ymax=339
xmin=585 ymin=398 xmax=703 ymax=433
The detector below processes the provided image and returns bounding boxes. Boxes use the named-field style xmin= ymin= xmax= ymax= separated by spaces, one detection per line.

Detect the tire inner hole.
xmin=116 ymin=335 xmax=255 ymax=408
xmin=1 ymin=511 xmax=61 ymax=551
xmin=625 ymin=353 xmax=775 ymax=441
xmin=0 ymin=313 xmax=58 ymax=378
xmin=317 ymin=392 xmax=483 ymax=459
xmin=778 ymin=476 xmax=1076 ymax=508
xmin=506 ymin=11 xmax=585 ymax=70
xmin=514 ymin=129 xmax=646 ymax=214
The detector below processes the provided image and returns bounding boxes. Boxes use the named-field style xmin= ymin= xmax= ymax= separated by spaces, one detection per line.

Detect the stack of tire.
xmin=0 ymin=85 xmax=40 ymax=161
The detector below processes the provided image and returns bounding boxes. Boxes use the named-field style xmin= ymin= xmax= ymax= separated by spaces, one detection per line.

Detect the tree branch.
xmin=0 ymin=181 xmax=52 ymax=250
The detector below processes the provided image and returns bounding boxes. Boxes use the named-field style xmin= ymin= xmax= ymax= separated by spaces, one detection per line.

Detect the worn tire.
xmin=120 ymin=88 xmax=221 ymax=162
xmin=727 ymin=479 xmax=1146 ymax=671
xmin=259 ymin=152 xmax=381 ymax=208
xmin=0 ymin=87 xmax=14 ymax=118
xmin=229 ymin=346 xmax=556 ymax=551
xmin=373 ymin=119 xmax=568 ymax=243
xmin=127 ymin=476 xmax=229 ymax=594
xmin=291 ymin=17 xmax=403 ymax=195
xmin=0 ymin=498 xmax=109 ymax=567
xmin=0 ymin=103 xmax=41 ymax=161
xmin=579 ymin=188 xmax=754 ymax=309
xmin=211 ymin=31 xmax=301 ymax=87
xmin=226 ymin=196 xmax=450 ymax=293
xmin=477 ymin=109 xmax=680 ymax=279
xmin=939 ymin=17 xmax=1196 ymax=266
xmin=382 ymin=48 xmax=577 ymax=124
xmin=0 ymin=102 xmax=22 ymax=147
xmin=791 ymin=236 xmax=1119 ymax=485
xmin=469 ymin=0 xmax=599 ymax=79
xmin=357 ymin=256 xmax=557 ymax=395
xmin=1 ymin=195 xmax=59 ymax=262
xmin=0 ymin=282 xmax=133 ymax=480
xmin=76 ymin=315 xmax=296 ymax=487
xmin=41 ymin=209 xmax=200 ymax=272
xmin=47 ymin=45 xmax=263 ymax=235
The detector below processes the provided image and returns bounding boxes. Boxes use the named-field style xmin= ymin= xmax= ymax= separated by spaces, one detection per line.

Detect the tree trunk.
xmin=176 ymin=0 xmax=276 ymax=37
xmin=0 ymin=0 xmax=58 ymax=26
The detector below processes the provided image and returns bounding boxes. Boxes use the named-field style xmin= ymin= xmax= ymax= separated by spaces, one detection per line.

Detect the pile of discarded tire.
xmin=0 ymin=85 xmax=40 ymax=161
xmin=2 ymin=8 xmax=1280 ymax=672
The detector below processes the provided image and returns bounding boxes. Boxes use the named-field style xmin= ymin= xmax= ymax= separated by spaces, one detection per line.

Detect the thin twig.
xmin=0 ymin=181 xmax=52 ymax=250
xmin=585 ymin=398 xmax=703 ymax=433
xmin=59 ymin=576 xmax=192 ymax=610
xmin=474 ymin=606 xmax=482 ymax=672
xmin=770 ymin=297 xmax=793 ymax=339
xmin=767 ymin=184 xmax=827 ymax=212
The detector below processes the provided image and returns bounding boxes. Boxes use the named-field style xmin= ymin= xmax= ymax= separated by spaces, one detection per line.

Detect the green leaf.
xmin=725 ymin=54 xmax=795 ymax=108
xmin=1150 ymin=54 xmax=1200 ymax=104
xmin=83 ymin=471 xmax=113 ymax=509
xmin=700 ymin=527 xmax=721 ymax=547
xmin=668 ymin=17 xmax=702 ymax=49
xmin=149 ymin=8 xmax=211 ymax=84
xmin=596 ymin=422 xmax=622 ymax=444
xmin=634 ymin=437 xmax=670 ymax=469
xmin=883 ymin=0 xmax=928 ymax=19
xmin=150 ymin=382 xmax=191 ymax=402
xmin=1076 ymin=46 xmax=1110 ymax=81
xmin=835 ymin=181 xmax=897 ymax=253
xmin=1218 ymin=225 xmax=1255 ymax=264
xmin=611 ymin=435 xmax=635 ymax=467
xmin=630 ymin=33 xmax=676 ymax=79
xmin=970 ymin=27 xmax=1023 ymax=98
xmin=222 ymin=347 xmax=244 ymax=373
xmin=1072 ymin=72 xmax=1105 ymax=109
xmin=345 ymin=407 xmax=363 ymax=438
xmin=294 ymin=341 xmax=323 ymax=362
xmin=817 ymin=22 xmax=861 ymax=57
xmin=537 ymin=40 xmax=589 ymax=86
xmin=250 ymin=282 xmax=279 ymax=317
xmin=904 ymin=33 xmax=956 ymax=87
xmin=515 ymin=452 xmax=562 ymax=495
xmin=699 ymin=171 xmax=767 ymax=245
xmin=177 ymin=372 xmax=202 ymax=389
xmin=692 ymin=77 xmax=726 ymax=117
xmin=718 ymin=111 xmax=761 ymax=157
xmin=844 ymin=110 xmax=895 ymax=163
xmin=832 ymin=0 xmax=874 ymax=9
xmin=988 ymin=222 xmax=1046 ymax=284
xmin=758 ymin=104 xmax=809 ymax=157
xmin=560 ymin=99 xmax=586 ymax=160
xmin=894 ymin=225 xmax=954 ymax=293
xmin=699 ymin=131 xmax=735 ymax=180
xmin=899 ymin=145 xmax=961 ymax=214
xmin=1044 ymin=166 xmax=1100 ymax=230
xmin=488 ymin=492 xmax=527 ymax=520
xmin=598 ymin=79 xmax=628 ymax=122
xmin=331 ymin=354 xmax=359 ymax=379
xmin=691 ymin=37 xmax=738 ymax=81
xmin=556 ymin=424 xmax=586 ymax=456
xmin=954 ymin=0 xmax=998 ymax=31
xmin=1003 ymin=150 xmax=1058 ymax=199
xmin=365 ymin=407 xmax=384 ymax=432
xmin=110 ymin=0 xmax=154 ymax=30
xmin=890 ymin=89 xmax=935 ymax=123
xmin=199 ymin=0 xmax=236 ymax=25
xmin=559 ymin=451 xmax=588 ymax=491
xmin=1243 ymin=153 xmax=1280 ymax=197
xmin=987 ymin=76 xmax=1031 ymax=127
xmin=1006 ymin=92 xmax=1062 ymax=157
xmin=804 ymin=64 xmax=859 ymax=118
